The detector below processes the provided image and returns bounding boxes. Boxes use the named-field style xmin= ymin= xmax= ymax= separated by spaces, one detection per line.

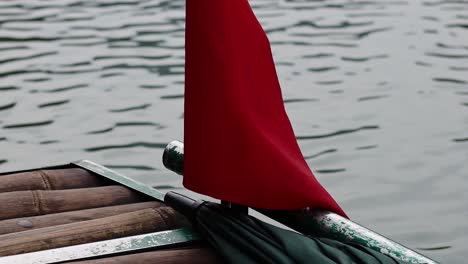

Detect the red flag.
xmin=184 ymin=0 xmax=347 ymax=217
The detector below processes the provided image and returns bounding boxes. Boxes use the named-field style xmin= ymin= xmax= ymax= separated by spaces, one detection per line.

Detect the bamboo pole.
xmin=0 ymin=207 xmax=189 ymax=256
xmin=0 ymin=185 xmax=148 ymax=220
xmin=68 ymin=247 xmax=223 ymax=264
xmin=0 ymin=168 xmax=107 ymax=193
xmin=0 ymin=201 xmax=164 ymax=235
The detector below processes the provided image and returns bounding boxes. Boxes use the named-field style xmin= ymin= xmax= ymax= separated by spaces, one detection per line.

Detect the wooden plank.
xmin=0 ymin=202 xmax=164 ymax=235
xmin=0 ymin=207 xmax=189 ymax=256
xmin=67 ymin=247 xmax=223 ymax=264
xmin=0 ymin=185 xmax=148 ymax=220
xmin=0 ymin=168 xmax=107 ymax=193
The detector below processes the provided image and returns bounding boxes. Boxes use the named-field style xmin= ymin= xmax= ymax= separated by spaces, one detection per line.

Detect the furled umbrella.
xmin=165 ymin=192 xmax=409 ymax=264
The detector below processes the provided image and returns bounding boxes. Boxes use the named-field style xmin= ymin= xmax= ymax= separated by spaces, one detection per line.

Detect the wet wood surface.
xmin=0 ymin=201 xmax=164 ymax=235
xmin=0 ymin=168 xmax=107 ymax=193
xmin=0 ymin=185 xmax=148 ymax=220
xmin=68 ymin=247 xmax=223 ymax=264
xmin=0 ymin=207 xmax=189 ymax=256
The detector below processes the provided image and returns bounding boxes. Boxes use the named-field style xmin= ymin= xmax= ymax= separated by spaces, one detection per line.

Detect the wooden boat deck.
xmin=0 ymin=165 xmax=222 ymax=263
xmin=0 ymin=159 xmax=439 ymax=264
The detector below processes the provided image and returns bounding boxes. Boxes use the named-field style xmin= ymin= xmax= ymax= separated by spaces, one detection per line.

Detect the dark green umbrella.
xmin=165 ymin=192 xmax=409 ymax=264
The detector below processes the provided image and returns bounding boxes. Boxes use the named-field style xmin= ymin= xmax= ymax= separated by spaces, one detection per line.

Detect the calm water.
xmin=0 ymin=0 xmax=467 ymax=262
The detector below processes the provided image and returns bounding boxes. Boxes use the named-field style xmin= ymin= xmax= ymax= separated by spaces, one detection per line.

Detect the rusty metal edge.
xmin=0 ymin=227 xmax=201 ymax=264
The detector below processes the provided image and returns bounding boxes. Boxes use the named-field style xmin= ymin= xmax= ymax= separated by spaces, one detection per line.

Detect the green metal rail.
xmin=0 ymin=228 xmax=200 ymax=264
xmin=163 ymin=140 xmax=439 ymax=264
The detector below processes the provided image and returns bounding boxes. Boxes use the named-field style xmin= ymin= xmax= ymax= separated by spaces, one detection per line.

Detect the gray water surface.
xmin=0 ymin=0 xmax=467 ymax=262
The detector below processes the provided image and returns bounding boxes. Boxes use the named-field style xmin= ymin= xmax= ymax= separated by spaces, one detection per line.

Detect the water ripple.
xmin=358 ymin=95 xmax=389 ymax=101
xmin=356 ymin=145 xmax=378 ymax=150
xmin=139 ymin=84 xmax=166 ymax=89
xmin=3 ymin=120 xmax=54 ymax=129
xmin=341 ymin=55 xmax=388 ymax=62
xmin=40 ymin=140 xmax=60 ymax=145
xmin=43 ymin=84 xmax=89 ymax=93
xmin=304 ymin=148 xmax=338 ymax=160
xmin=84 ymin=142 xmax=167 ymax=152
xmin=160 ymin=94 xmax=184 ymax=100
xmin=308 ymin=66 xmax=338 ymax=72
xmin=70 ymin=22 xmax=168 ymax=32
xmin=0 ymin=69 xmax=42 ymax=78
xmin=0 ymin=102 xmax=16 ymax=111
xmin=94 ymin=55 xmax=171 ymax=61
xmin=109 ymin=103 xmax=151 ymax=112
xmin=284 ymin=98 xmax=318 ymax=104
xmin=87 ymin=122 xmax=162 ymax=134
xmin=417 ymin=246 xmax=452 ymax=251
xmin=102 ymin=63 xmax=184 ymax=75
xmin=436 ymin=42 xmax=468 ymax=50
xmin=447 ymin=23 xmax=468 ymax=29
xmin=315 ymin=168 xmax=346 ymax=174
xmin=425 ymin=52 xmax=468 ymax=59
xmin=297 ymin=126 xmax=379 ymax=140
xmin=303 ymin=53 xmax=334 ymax=59
xmin=450 ymin=66 xmax=468 ymax=71
xmin=38 ymin=100 xmax=70 ymax=108
xmin=271 ymin=41 xmax=357 ymax=48
xmin=24 ymin=77 xmax=51 ymax=83
xmin=0 ymin=45 xmax=29 ymax=51
xmin=61 ymin=61 xmax=92 ymax=67
xmin=316 ymin=80 xmax=343 ymax=85
xmin=433 ymin=77 xmax=467 ymax=84
xmin=0 ymin=35 xmax=97 ymax=42
xmin=0 ymin=51 xmax=57 ymax=65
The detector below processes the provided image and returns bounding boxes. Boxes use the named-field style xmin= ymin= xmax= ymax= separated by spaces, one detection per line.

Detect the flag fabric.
xmin=184 ymin=0 xmax=346 ymax=217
